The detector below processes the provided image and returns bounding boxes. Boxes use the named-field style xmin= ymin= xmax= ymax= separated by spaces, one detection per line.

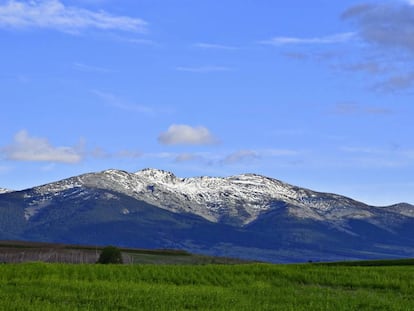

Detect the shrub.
xmin=97 ymin=246 xmax=123 ymax=264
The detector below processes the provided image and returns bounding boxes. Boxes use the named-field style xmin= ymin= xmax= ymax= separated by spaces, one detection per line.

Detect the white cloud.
xmin=261 ymin=32 xmax=355 ymax=45
xmin=2 ymin=130 xmax=82 ymax=163
xmin=118 ymin=37 xmax=156 ymax=45
xmin=194 ymin=42 xmax=238 ymax=50
xmin=0 ymin=0 xmax=147 ymax=33
xmin=158 ymin=124 xmax=217 ymax=145
xmin=176 ymin=66 xmax=232 ymax=73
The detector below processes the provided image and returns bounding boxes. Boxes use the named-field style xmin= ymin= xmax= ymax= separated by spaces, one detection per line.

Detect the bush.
xmin=97 ymin=246 xmax=123 ymax=264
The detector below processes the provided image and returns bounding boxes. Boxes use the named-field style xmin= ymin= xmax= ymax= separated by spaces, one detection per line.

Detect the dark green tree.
xmin=97 ymin=246 xmax=123 ymax=264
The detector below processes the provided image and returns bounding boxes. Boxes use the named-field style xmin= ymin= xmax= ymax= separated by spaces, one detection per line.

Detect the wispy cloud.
xmin=176 ymin=66 xmax=232 ymax=73
xmin=372 ymin=72 xmax=414 ymax=92
xmin=170 ymin=148 xmax=300 ymax=166
xmin=92 ymin=90 xmax=155 ymax=114
xmin=340 ymin=146 xmax=387 ymax=154
xmin=339 ymin=2 xmax=414 ymax=92
xmin=276 ymin=2 xmax=414 ymax=93
xmin=222 ymin=150 xmax=259 ymax=165
xmin=115 ymin=150 xmax=142 ymax=159
xmin=194 ymin=42 xmax=238 ymax=50
xmin=337 ymin=145 xmax=414 ymax=168
xmin=340 ymin=62 xmax=384 ymax=74
xmin=261 ymin=32 xmax=355 ymax=46
xmin=109 ymin=34 xmax=158 ymax=46
xmin=342 ymin=2 xmax=414 ymax=53
xmin=87 ymin=147 xmax=142 ymax=159
xmin=158 ymin=124 xmax=218 ymax=146
xmin=73 ymin=62 xmax=113 ymax=73
xmin=0 ymin=0 xmax=147 ymax=33
xmin=120 ymin=38 xmax=156 ymax=45
xmin=261 ymin=149 xmax=301 ymax=156
xmin=0 ymin=165 xmax=12 ymax=174
xmin=174 ymin=153 xmax=203 ymax=163
xmin=142 ymin=152 xmax=177 ymax=160
xmin=271 ymin=129 xmax=305 ymax=137
xmin=135 ymin=147 xmax=302 ymax=172
xmin=282 ymin=52 xmax=309 ymax=60
xmin=332 ymin=102 xmax=393 ymax=115
xmin=286 ymin=51 xmax=414 ymax=93
xmin=1 ymin=130 xmax=82 ymax=163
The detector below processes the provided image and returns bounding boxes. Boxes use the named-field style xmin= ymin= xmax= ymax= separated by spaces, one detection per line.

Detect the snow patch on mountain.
xmin=386 ymin=203 xmax=414 ymax=218
xmin=21 ymin=168 xmax=413 ymax=226
xmin=25 ymin=199 xmax=51 ymax=220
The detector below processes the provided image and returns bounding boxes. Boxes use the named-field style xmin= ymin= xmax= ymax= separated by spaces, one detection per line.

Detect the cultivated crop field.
xmin=0 ymin=262 xmax=412 ymax=310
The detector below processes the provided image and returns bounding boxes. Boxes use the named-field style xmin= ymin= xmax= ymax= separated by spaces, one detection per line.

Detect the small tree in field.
xmin=97 ymin=246 xmax=123 ymax=264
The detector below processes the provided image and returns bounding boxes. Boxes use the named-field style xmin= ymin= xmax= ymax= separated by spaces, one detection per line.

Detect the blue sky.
xmin=1 ymin=0 xmax=414 ymax=206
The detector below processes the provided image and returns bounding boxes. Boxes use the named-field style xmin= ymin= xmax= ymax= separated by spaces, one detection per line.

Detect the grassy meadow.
xmin=0 ymin=262 xmax=413 ymax=310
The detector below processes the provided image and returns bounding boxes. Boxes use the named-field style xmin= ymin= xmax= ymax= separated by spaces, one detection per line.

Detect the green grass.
xmin=122 ymin=248 xmax=249 ymax=264
xmin=0 ymin=263 xmax=413 ymax=310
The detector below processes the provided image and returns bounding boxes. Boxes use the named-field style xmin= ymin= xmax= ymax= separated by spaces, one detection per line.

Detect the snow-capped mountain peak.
xmin=3 ymin=168 xmax=414 ymax=263
xmin=135 ymin=168 xmax=180 ymax=184
xmin=20 ymin=168 xmax=414 ymax=226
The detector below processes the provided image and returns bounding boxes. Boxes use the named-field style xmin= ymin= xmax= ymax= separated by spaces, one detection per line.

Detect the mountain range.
xmin=1 ymin=168 xmax=413 ymax=263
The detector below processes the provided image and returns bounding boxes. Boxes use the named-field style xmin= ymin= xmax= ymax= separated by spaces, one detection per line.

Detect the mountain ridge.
xmin=0 ymin=188 xmax=12 ymax=194
xmin=22 ymin=168 xmax=414 ymax=225
xmin=1 ymin=168 xmax=414 ymax=263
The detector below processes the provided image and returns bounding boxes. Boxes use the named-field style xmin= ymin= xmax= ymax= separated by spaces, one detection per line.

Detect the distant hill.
xmin=1 ymin=168 xmax=414 ymax=263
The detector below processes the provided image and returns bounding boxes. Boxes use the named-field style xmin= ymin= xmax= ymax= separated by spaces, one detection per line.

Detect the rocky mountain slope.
xmin=1 ymin=168 xmax=413 ymax=263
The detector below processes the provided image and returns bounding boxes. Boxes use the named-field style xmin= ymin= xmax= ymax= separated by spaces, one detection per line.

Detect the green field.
xmin=0 ymin=262 xmax=413 ymax=310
